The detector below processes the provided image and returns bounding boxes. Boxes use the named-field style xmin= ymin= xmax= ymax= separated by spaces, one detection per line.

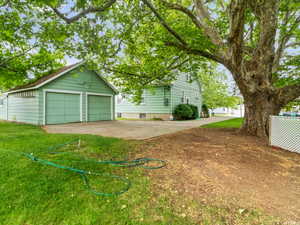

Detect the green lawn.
xmin=0 ymin=121 xmax=280 ymax=225
xmin=201 ymin=118 xmax=244 ymax=128
xmin=0 ymin=122 xmax=192 ymax=225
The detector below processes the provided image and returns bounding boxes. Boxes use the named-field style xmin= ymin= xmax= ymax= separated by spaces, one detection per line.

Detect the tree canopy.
xmin=0 ymin=0 xmax=299 ymax=136
xmin=198 ymin=68 xmax=241 ymax=110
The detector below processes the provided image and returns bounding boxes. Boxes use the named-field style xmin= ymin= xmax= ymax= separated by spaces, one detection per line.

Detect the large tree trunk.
xmin=240 ymin=93 xmax=281 ymax=138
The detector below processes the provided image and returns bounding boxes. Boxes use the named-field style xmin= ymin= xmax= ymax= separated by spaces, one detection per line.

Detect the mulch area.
xmin=138 ymin=128 xmax=300 ymax=221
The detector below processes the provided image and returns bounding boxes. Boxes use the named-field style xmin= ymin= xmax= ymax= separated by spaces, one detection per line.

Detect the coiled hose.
xmin=0 ymin=139 xmax=166 ymax=196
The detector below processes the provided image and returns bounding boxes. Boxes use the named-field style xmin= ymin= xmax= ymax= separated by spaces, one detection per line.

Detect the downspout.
xmin=170 ymin=85 xmax=173 ymax=120
xmin=6 ymin=94 xmax=8 ymax=120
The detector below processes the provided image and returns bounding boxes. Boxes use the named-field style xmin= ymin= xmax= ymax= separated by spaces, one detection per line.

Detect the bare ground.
xmin=137 ymin=128 xmax=300 ymax=221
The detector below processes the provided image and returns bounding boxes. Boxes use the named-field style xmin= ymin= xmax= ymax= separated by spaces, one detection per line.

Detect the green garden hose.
xmin=0 ymin=140 xmax=166 ymax=196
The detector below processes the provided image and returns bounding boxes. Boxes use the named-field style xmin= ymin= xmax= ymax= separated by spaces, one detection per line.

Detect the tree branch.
xmin=278 ymin=83 xmax=300 ymax=106
xmin=51 ymin=0 xmax=116 ymax=24
xmin=0 ymin=44 xmax=39 ymax=67
xmin=169 ymin=58 xmax=190 ymax=70
xmin=227 ymin=0 xmax=247 ymax=64
xmin=0 ymin=0 xmax=9 ymax=7
xmin=165 ymin=41 xmax=223 ymax=64
xmin=161 ymin=0 xmax=202 ymax=30
xmin=141 ymin=0 xmax=187 ymax=46
xmin=285 ymin=42 xmax=300 ymax=48
xmin=193 ymin=0 xmax=223 ymax=46
xmin=273 ymin=15 xmax=300 ymax=73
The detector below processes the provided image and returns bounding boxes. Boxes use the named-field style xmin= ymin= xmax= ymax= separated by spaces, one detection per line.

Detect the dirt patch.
xmin=138 ymin=128 xmax=300 ymax=221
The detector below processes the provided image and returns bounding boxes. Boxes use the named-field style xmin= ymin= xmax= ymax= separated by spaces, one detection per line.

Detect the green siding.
xmin=38 ymin=67 xmax=115 ymax=124
xmin=116 ymin=86 xmax=171 ymax=114
xmin=88 ymin=95 xmax=112 ymax=121
xmin=171 ymin=73 xmax=202 ymax=116
xmin=46 ymin=92 xmax=81 ymax=124
xmin=0 ymin=97 xmax=7 ymax=120
xmin=116 ymin=73 xmax=202 ymax=117
xmin=3 ymin=66 xmax=116 ymax=125
xmin=6 ymin=92 xmax=39 ymax=124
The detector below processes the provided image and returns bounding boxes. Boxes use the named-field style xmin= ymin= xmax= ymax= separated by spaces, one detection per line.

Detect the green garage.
xmin=0 ymin=62 xmax=118 ymax=125
xmin=87 ymin=94 xmax=112 ymax=122
xmin=46 ymin=92 xmax=81 ymax=125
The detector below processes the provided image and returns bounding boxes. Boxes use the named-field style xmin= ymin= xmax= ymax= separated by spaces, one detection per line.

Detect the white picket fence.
xmin=269 ymin=116 xmax=300 ymax=153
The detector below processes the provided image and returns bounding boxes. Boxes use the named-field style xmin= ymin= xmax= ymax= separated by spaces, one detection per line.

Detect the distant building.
xmin=211 ymin=104 xmax=244 ymax=117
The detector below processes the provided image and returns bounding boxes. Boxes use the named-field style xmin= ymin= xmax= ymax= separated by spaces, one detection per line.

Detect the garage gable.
xmin=7 ymin=62 xmax=118 ymax=95
xmin=42 ymin=68 xmax=116 ymax=95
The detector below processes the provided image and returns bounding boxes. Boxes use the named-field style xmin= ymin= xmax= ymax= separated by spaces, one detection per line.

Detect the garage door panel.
xmin=46 ymin=92 xmax=81 ymax=125
xmin=88 ymin=95 xmax=112 ymax=122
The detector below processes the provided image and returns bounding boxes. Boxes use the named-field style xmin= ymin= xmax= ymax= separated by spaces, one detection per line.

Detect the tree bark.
xmin=240 ymin=93 xmax=281 ymax=138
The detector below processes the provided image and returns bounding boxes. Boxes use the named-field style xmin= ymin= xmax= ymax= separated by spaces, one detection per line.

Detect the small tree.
xmin=198 ymin=68 xmax=241 ymax=111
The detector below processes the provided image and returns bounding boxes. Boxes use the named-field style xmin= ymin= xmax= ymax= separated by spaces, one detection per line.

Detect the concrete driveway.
xmin=44 ymin=117 xmax=233 ymax=140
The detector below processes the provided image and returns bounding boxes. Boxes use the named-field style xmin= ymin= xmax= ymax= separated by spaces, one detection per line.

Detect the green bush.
xmin=189 ymin=104 xmax=199 ymax=119
xmin=201 ymin=104 xmax=209 ymax=118
xmin=174 ymin=104 xmax=193 ymax=120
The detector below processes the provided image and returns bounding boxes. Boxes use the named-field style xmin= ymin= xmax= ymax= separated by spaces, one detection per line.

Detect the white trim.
xmin=95 ymin=72 xmax=119 ymax=94
xmin=43 ymin=89 xmax=83 ymax=125
xmin=6 ymin=95 xmax=8 ymax=120
xmin=80 ymin=93 xmax=83 ymax=122
xmin=86 ymin=92 xmax=113 ymax=97
xmin=85 ymin=93 xmax=88 ymax=122
xmin=86 ymin=92 xmax=114 ymax=121
xmin=44 ymin=89 xmax=83 ymax=95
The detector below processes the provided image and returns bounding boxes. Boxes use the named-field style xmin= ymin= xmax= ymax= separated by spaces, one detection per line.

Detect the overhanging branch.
xmin=161 ymin=0 xmax=202 ymax=30
xmin=193 ymin=0 xmax=223 ymax=47
xmin=51 ymin=0 xmax=116 ymax=24
xmin=141 ymin=0 xmax=187 ymax=46
xmin=278 ymin=83 xmax=300 ymax=106
xmin=165 ymin=41 xmax=223 ymax=64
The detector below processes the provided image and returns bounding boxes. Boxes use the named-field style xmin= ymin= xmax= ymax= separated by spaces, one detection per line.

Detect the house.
xmin=116 ymin=73 xmax=202 ymax=120
xmin=0 ymin=62 xmax=118 ymax=125
xmin=212 ymin=104 xmax=244 ymax=117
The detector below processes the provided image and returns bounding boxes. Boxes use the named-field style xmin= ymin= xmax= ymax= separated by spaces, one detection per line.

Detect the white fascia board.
xmin=95 ymin=72 xmax=119 ymax=94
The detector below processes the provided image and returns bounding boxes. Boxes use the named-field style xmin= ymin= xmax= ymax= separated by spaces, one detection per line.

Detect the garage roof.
xmin=7 ymin=62 xmax=118 ymax=94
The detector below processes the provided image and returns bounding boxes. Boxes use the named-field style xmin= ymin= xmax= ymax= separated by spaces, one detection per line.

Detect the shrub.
xmin=201 ymin=104 xmax=209 ymax=118
xmin=174 ymin=104 xmax=193 ymax=120
xmin=189 ymin=104 xmax=199 ymax=119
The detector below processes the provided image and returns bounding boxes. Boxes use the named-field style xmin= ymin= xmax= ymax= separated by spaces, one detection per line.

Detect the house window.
xmin=163 ymin=87 xmax=169 ymax=106
xmin=181 ymin=91 xmax=185 ymax=103
xmin=186 ymin=74 xmax=192 ymax=82
xmin=117 ymin=94 xmax=127 ymax=104
xmin=139 ymin=113 xmax=146 ymax=119
xmin=117 ymin=113 xmax=122 ymax=118
xmin=186 ymin=97 xmax=190 ymax=104
xmin=0 ymin=98 xmax=4 ymax=107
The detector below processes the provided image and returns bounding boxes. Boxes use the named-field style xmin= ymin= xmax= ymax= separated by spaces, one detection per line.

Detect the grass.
xmin=0 ymin=121 xmax=282 ymax=225
xmin=0 ymin=121 xmax=193 ymax=225
xmin=201 ymin=118 xmax=244 ymax=128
